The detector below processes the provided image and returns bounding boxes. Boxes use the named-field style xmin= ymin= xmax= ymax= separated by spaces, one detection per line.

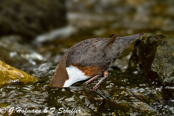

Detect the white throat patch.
xmin=63 ymin=65 xmax=89 ymax=87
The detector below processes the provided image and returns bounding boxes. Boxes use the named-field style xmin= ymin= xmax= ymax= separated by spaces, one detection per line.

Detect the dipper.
xmin=50 ymin=34 xmax=143 ymax=90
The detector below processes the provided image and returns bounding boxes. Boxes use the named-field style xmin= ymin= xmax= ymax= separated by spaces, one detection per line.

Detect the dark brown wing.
xmin=105 ymin=33 xmax=143 ymax=63
xmin=64 ymin=33 xmax=143 ymax=68
xmin=65 ymin=35 xmax=116 ymax=67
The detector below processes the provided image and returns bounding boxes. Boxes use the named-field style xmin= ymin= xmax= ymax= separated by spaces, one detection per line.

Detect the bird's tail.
xmin=105 ymin=33 xmax=144 ymax=61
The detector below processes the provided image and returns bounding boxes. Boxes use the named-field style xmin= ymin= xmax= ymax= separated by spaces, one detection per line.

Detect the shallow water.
xmin=0 ymin=70 xmax=174 ymax=115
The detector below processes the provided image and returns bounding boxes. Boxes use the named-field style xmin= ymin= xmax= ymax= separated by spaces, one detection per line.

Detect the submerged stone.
xmin=0 ymin=60 xmax=37 ymax=86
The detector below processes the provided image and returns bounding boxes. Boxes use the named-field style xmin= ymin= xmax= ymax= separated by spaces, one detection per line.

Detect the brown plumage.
xmin=50 ymin=33 xmax=143 ymax=90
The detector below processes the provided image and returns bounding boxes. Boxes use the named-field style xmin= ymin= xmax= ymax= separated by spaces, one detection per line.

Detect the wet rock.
xmin=151 ymin=36 xmax=174 ymax=85
xmin=0 ymin=60 xmax=37 ymax=86
xmin=130 ymin=87 xmax=164 ymax=105
xmin=131 ymin=101 xmax=156 ymax=113
xmin=127 ymin=34 xmax=174 ymax=85
xmin=79 ymin=86 xmax=157 ymax=115
xmin=0 ymin=35 xmax=46 ymax=72
xmin=0 ymin=0 xmax=66 ymax=39
xmin=32 ymin=63 xmax=56 ymax=78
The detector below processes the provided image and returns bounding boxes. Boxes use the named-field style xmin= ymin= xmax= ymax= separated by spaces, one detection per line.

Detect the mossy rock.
xmin=127 ymin=34 xmax=174 ymax=85
xmin=0 ymin=60 xmax=37 ymax=86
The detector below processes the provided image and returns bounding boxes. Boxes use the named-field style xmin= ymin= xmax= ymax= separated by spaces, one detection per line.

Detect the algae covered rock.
xmin=0 ymin=60 xmax=37 ymax=86
xmin=151 ymin=36 xmax=174 ymax=84
xmin=127 ymin=34 xmax=174 ymax=85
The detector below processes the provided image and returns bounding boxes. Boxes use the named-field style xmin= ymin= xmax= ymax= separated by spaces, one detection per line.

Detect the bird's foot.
xmin=83 ymin=75 xmax=101 ymax=86
xmin=92 ymin=71 xmax=108 ymax=91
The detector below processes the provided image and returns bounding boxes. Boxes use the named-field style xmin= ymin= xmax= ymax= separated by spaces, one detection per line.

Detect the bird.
xmin=50 ymin=33 xmax=143 ymax=90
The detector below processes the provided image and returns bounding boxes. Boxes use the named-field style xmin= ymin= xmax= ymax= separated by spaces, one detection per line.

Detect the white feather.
xmin=63 ymin=65 xmax=89 ymax=87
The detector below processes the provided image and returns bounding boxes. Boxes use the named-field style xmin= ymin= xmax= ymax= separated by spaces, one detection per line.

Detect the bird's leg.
xmin=83 ymin=75 xmax=101 ymax=85
xmin=92 ymin=71 xmax=108 ymax=91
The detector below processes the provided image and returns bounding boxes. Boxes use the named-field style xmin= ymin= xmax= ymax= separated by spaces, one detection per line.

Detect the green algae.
xmin=0 ymin=60 xmax=37 ymax=86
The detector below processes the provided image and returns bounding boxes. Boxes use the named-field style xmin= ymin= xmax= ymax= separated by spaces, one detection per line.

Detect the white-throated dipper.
xmin=50 ymin=34 xmax=143 ymax=90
